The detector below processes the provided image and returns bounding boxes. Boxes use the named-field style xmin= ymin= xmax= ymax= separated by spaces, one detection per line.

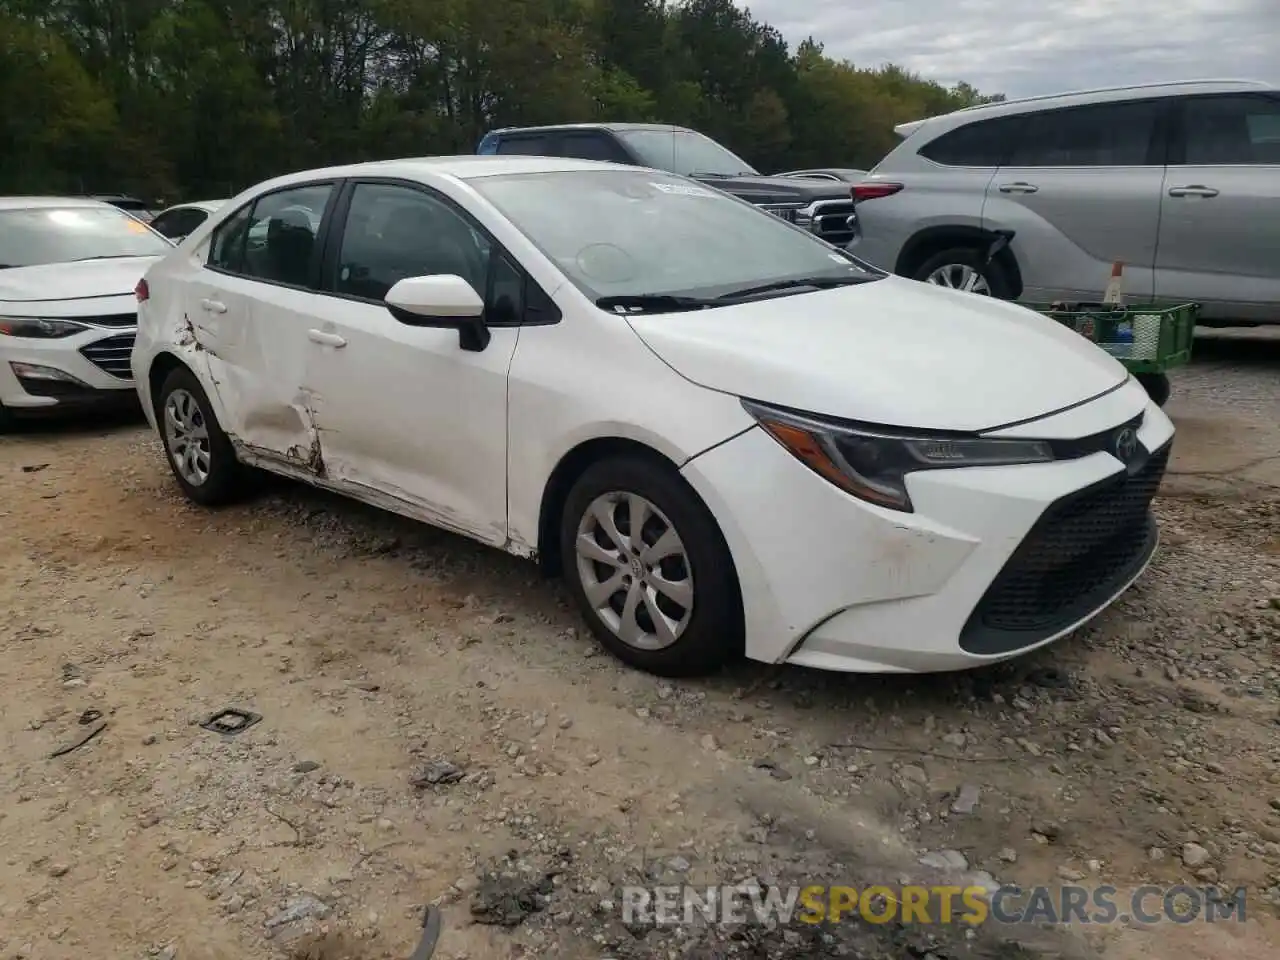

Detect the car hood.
xmin=697 ymin=174 xmax=850 ymax=205
xmin=0 ymin=257 xmax=162 ymax=303
xmin=626 ymin=277 xmax=1130 ymax=432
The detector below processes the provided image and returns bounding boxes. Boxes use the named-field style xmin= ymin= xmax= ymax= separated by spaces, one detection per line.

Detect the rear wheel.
xmin=559 ymin=456 xmax=742 ymax=677
xmin=1136 ymin=372 xmax=1171 ymax=407
xmin=156 ymin=366 xmax=247 ymax=505
xmin=912 ymin=246 xmax=1013 ymax=299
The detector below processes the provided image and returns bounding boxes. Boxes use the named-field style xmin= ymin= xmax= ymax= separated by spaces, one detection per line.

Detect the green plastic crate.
xmin=1021 ymin=301 xmax=1198 ymax=375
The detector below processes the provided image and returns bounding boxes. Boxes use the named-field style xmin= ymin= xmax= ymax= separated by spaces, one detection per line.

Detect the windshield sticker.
xmin=650 ymin=182 xmax=717 ymax=198
xmin=828 ymin=254 xmax=847 ymax=262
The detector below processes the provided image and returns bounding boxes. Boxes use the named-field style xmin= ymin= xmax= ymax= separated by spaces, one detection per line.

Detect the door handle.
xmin=1168 ymin=185 xmax=1219 ymax=198
xmin=199 ymin=298 xmax=227 ymax=313
xmin=308 ymin=329 xmax=347 ymax=348
xmin=998 ymin=182 xmax=1039 ymax=193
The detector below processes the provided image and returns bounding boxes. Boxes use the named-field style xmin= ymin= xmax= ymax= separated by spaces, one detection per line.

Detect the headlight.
xmin=741 ymin=399 xmax=1054 ymax=512
xmin=0 ymin=317 xmax=89 ymax=338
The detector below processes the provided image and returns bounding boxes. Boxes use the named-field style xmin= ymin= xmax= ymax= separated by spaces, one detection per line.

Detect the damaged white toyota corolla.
xmin=132 ymin=156 xmax=1175 ymax=677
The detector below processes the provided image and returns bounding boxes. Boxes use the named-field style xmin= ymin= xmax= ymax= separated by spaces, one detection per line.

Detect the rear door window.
xmin=1006 ymin=100 xmax=1164 ymax=167
xmin=496 ymin=135 xmax=552 ymax=156
xmin=557 ymin=132 xmax=631 ymax=163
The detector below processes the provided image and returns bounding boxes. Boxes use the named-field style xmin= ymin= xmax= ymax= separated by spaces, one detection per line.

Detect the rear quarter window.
xmin=918 ymin=116 xmax=1022 ymax=167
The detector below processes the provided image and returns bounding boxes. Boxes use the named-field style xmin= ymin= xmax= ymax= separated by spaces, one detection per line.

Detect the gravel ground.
xmin=0 ymin=330 xmax=1277 ymax=960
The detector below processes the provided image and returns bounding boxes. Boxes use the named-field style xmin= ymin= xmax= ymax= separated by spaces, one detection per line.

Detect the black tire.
xmin=559 ymin=455 xmax=742 ymax=677
xmin=1136 ymin=372 xmax=1171 ymax=407
xmin=155 ymin=365 xmax=247 ymax=505
xmin=910 ymin=246 xmax=1013 ymax=299
xmin=0 ymin=402 xmax=11 ymax=434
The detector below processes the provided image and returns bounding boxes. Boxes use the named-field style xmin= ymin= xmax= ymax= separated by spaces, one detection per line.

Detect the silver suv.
xmin=849 ymin=79 xmax=1280 ymax=324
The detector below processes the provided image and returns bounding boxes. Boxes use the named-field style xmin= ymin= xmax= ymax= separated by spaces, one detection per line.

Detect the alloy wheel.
xmin=926 ymin=263 xmax=992 ymax=295
xmin=574 ymin=492 xmax=694 ymax=650
xmin=163 ymin=388 xmax=212 ymax=486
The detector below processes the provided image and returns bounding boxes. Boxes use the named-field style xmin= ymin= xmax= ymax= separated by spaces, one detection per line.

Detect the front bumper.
xmin=0 ymin=327 xmax=137 ymax=411
xmin=679 ymin=380 xmax=1175 ymax=673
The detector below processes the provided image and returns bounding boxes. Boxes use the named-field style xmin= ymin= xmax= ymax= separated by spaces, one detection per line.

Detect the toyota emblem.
xmin=1113 ymin=426 xmax=1139 ymax=464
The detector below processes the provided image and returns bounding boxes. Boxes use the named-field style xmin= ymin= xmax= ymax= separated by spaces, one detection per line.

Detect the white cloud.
xmin=744 ymin=0 xmax=1280 ymax=97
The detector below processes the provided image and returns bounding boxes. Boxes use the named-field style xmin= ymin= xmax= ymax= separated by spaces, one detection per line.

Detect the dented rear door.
xmin=184 ymin=267 xmax=317 ymax=465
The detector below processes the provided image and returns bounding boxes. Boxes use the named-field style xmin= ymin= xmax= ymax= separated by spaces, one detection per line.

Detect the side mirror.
xmin=385 ymin=274 xmax=490 ymax=352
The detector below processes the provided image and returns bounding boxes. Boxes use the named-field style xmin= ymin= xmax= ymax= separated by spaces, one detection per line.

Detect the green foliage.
xmin=0 ymin=0 xmax=1001 ymax=198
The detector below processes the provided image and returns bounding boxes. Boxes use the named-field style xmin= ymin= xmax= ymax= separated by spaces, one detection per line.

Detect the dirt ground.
xmin=2 ymin=330 xmax=1278 ymax=960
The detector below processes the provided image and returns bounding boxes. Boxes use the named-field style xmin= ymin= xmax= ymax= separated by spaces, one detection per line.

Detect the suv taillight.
xmin=851 ymin=182 xmax=904 ymax=203
xmin=134 ymin=278 xmax=149 ymax=302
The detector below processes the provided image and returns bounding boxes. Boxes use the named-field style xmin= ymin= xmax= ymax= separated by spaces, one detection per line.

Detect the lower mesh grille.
xmin=960 ymin=442 xmax=1169 ymax=654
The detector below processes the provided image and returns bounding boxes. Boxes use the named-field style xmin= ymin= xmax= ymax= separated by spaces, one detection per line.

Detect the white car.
xmin=0 ymin=197 xmax=174 ymax=427
xmin=131 ymin=157 xmax=1175 ymax=677
xmin=149 ymin=200 xmax=228 ymax=243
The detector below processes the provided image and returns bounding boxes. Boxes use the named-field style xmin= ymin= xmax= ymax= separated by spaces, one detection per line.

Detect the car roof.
xmin=162 ymin=200 xmax=227 ymax=212
xmin=487 ymin=122 xmax=695 ymax=136
xmin=0 ymin=196 xmax=116 ymax=211
xmin=238 ymin=155 xmax=649 ymax=196
xmin=894 ymin=78 xmax=1275 ymax=138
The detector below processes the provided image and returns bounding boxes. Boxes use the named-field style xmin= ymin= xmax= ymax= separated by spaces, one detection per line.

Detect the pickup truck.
xmin=476 ymin=123 xmax=857 ymax=247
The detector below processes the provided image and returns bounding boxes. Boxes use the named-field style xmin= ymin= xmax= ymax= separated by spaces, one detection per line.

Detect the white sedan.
xmin=131 ymin=156 xmax=1174 ymax=677
xmin=0 ymin=197 xmax=173 ymax=427
xmin=148 ymin=200 xmax=228 ymax=243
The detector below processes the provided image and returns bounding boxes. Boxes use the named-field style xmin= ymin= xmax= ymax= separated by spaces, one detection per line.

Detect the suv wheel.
xmin=913 ymin=246 xmax=1012 ymax=299
xmin=559 ymin=456 xmax=742 ymax=677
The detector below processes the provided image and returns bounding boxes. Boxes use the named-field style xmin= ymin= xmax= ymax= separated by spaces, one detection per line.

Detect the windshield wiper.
xmin=66 ymin=254 xmax=144 ymax=262
xmin=596 ymin=294 xmax=716 ymax=314
xmin=718 ymin=275 xmax=873 ymax=300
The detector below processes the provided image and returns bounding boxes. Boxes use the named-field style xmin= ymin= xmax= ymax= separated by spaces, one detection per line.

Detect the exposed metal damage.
xmin=284 ymin=393 xmax=326 ymax=478
xmin=176 ymin=313 xmax=219 ymax=357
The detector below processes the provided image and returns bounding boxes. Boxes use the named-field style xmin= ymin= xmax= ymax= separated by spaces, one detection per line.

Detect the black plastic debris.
xmin=199 ymin=707 xmax=262 ymax=736
xmin=408 ymin=905 xmax=443 ymax=959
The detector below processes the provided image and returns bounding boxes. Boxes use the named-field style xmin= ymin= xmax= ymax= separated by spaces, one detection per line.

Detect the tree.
xmin=0 ymin=0 xmax=1004 ymax=194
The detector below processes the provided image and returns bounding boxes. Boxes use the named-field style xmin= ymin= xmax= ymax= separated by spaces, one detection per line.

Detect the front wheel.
xmin=1136 ymin=372 xmax=1171 ymax=407
xmin=912 ymin=246 xmax=1013 ymax=299
xmin=559 ymin=456 xmax=742 ymax=677
xmin=156 ymin=366 xmax=247 ymax=505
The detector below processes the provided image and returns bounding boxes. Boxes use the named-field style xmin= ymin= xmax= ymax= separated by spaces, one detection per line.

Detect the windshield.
xmin=0 ymin=206 xmax=172 ymax=268
xmin=471 ymin=169 xmax=880 ymax=306
xmin=617 ymin=129 xmax=758 ymax=177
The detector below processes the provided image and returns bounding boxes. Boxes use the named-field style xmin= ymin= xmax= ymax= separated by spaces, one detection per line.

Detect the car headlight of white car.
xmin=0 ymin=317 xmax=90 ymax=338
xmin=742 ymin=398 xmax=1055 ymax=512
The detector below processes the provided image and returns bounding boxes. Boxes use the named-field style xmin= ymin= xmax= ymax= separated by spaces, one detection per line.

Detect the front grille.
xmin=960 ymin=441 xmax=1170 ymax=655
xmin=79 ymin=333 xmax=135 ymax=380
xmin=80 ymin=312 xmax=137 ymax=328
xmin=809 ymin=199 xmax=857 ymax=246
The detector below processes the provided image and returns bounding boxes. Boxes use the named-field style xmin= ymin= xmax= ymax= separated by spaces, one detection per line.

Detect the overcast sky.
xmin=748 ymin=0 xmax=1280 ymax=98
